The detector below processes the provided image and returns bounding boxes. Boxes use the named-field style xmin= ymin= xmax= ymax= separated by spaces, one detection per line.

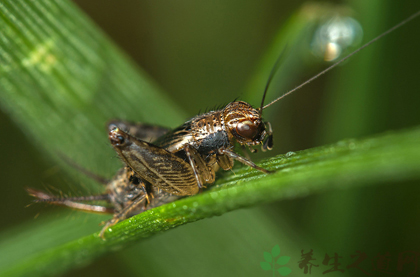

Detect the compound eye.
xmin=236 ymin=120 xmax=259 ymax=139
xmin=116 ymin=135 xmax=125 ymax=144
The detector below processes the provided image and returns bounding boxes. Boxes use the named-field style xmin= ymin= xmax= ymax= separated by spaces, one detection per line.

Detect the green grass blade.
xmin=1 ymin=126 xmax=420 ymax=276
xmin=0 ymin=0 xmax=185 ymax=179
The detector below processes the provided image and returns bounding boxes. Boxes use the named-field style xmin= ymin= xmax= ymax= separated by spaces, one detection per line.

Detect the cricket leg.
xmin=26 ymin=188 xmax=115 ymax=214
xmin=99 ymin=192 xmax=147 ymax=239
xmin=218 ymin=148 xmax=274 ymax=174
xmin=240 ymin=145 xmax=253 ymax=161
xmin=184 ymin=145 xmax=215 ymax=191
xmin=216 ymin=154 xmax=234 ymax=171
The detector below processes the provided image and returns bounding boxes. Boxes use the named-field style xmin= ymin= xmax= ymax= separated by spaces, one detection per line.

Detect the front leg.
xmin=218 ymin=148 xmax=273 ymax=174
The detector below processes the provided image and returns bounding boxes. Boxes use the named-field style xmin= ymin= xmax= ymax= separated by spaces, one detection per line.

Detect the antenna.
xmin=259 ymin=46 xmax=287 ymax=113
xmin=262 ymin=10 xmax=420 ymax=110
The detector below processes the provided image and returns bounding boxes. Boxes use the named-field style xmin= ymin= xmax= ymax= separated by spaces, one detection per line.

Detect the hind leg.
xmin=99 ymin=192 xmax=147 ymax=239
xmin=26 ymin=188 xmax=115 ymax=214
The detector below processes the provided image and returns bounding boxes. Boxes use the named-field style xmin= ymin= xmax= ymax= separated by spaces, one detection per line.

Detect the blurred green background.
xmin=1 ymin=0 xmax=420 ymax=276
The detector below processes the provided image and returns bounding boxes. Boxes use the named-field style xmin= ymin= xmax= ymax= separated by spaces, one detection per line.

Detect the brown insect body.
xmin=29 ymin=100 xmax=273 ymax=238
xmin=106 ymin=100 xmax=272 ymax=198
xmin=105 ymin=101 xmax=273 ymax=236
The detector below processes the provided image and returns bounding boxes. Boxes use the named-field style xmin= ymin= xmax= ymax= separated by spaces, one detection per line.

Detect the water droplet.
xmin=310 ymin=16 xmax=363 ymax=62
xmin=285 ymin=151 xmax=296 ymax=157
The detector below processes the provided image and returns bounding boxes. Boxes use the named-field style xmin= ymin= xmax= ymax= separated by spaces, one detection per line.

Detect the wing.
xmin=109 ymin=127 xmax=199 ymax=196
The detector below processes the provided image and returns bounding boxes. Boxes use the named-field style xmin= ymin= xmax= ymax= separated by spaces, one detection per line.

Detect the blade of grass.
xmin=0 ymin=0 xmax=186 ymax=181
xmin=1 ymin=126 xmax=420 ymax=276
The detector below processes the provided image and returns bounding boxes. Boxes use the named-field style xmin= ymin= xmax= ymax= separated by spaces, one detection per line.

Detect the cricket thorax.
xmin=190 ymin=110 xmax=230 ymax=155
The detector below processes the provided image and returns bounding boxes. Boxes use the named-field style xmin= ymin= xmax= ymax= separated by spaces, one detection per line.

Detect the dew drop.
xmin=285 ymin=151 xmax=296 ymax=157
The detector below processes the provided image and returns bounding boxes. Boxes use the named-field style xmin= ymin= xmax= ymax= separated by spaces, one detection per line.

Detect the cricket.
xmin=27 ymin=10 xmax=420 ymax=239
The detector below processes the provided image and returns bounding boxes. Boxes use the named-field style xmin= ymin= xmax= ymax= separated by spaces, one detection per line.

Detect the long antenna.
xmin=259 ymin=46 xmax=287 ymax=113
xmin=262 ymin=10 xmax=420 ymax=110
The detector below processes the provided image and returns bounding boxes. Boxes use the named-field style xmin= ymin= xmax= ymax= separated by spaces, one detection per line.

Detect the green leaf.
xmin=278 ymin=267 xmax=292 ymax=276
xmin=277 ymin=256 xmax=291 ymax=266
xmin=271 ymin=245 xmax=281 ymax=258
xmin=0 ymin=0 xmax=186 ymax=183
xmin=260 ymin=262 xmax=272 ymax=271
xmin=264 ymin=252 xmax=273 ymax=263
